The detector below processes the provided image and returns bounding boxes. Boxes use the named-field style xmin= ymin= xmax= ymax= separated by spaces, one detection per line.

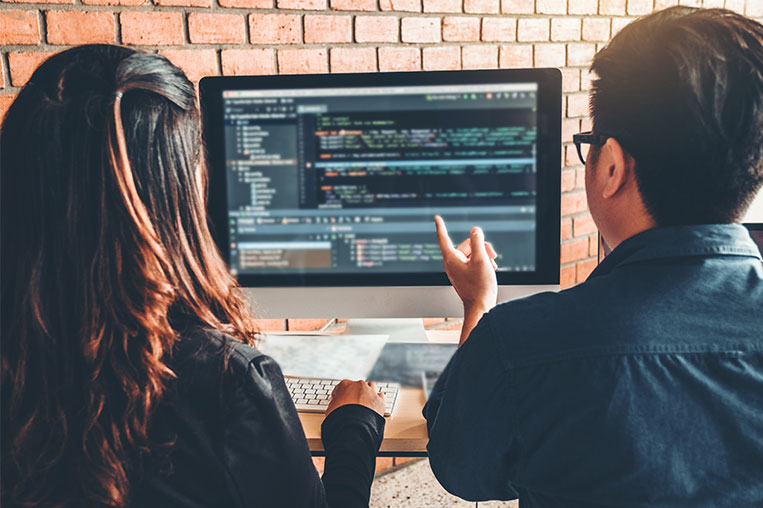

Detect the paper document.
xmin=259 ymin=334 xmax=389 ymax=380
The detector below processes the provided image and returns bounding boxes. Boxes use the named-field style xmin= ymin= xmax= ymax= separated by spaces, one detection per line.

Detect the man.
xmin=425 ymin=7 xmax=763 ymax=507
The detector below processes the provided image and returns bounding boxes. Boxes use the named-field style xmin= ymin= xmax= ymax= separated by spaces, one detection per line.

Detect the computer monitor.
xmin=200 ymin=69 xmax=561 ymax=321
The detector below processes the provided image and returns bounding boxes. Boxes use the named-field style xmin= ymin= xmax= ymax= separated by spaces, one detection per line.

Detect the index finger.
xmin=434 ymin=215 xmax=455 ymax=253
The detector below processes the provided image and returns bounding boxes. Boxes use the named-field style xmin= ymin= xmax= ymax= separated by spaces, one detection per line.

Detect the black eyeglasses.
xmin=572 ymin=132 xmax=608 ymax=165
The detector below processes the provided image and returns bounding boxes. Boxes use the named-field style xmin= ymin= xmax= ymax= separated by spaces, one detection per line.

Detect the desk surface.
xmin=298 ymin=330 xmax=459 ymax=456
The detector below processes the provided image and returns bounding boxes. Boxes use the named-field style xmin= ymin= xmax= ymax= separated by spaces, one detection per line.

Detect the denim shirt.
xmin=423 ymin=224 xmax=763 ymax=508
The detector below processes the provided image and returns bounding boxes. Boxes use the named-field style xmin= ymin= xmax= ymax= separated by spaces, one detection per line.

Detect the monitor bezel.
xmin=200 ymin=69 xmax=561 ymax=288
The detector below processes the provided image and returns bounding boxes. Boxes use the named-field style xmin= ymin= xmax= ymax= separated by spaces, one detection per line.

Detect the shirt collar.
xmin=589 ymin=224 xmax=762 ymax=279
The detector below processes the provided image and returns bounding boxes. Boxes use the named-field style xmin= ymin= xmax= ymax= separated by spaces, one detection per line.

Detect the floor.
xmin=370 ymin=458 xmax=518 ymax=508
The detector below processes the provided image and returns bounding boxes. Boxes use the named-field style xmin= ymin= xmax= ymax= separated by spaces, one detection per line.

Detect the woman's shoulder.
xmin=169 ymin=322 xmax=269 ymax=386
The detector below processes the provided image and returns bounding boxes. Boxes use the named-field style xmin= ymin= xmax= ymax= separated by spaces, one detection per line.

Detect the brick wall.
xmin=2 ymin=0 xmax=762 ymax=330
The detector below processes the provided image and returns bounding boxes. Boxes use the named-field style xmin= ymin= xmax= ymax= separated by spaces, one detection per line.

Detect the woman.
xmin=1 ymin=44 xmax=386 ymax=508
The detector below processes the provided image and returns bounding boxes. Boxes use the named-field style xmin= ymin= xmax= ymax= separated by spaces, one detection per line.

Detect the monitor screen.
xmin=201 ymin=70 xmax=561 ymax=288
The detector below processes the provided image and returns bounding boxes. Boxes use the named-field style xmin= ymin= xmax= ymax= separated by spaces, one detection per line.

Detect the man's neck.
xmin=600 ymin=209 xmax=656 ymax=251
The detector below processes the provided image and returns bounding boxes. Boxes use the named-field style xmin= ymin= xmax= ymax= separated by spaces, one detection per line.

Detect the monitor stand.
xmin=344 ymin=318 xmax=429 ymax=342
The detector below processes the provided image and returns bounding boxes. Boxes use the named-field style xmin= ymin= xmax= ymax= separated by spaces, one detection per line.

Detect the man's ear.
xmin=601 ymin=137 xmax=635 ymax=199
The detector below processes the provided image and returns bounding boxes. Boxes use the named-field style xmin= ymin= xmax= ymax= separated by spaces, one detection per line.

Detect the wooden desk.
xmin=298 ymin=330 xmax=459 ymax=457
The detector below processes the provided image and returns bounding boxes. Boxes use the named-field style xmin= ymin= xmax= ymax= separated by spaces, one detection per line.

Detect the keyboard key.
xmin=286 ymin=377 xmax=399 ymax=416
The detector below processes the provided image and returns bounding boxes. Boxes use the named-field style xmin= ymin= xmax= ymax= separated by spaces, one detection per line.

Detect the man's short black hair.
xmin=590 ymin=7 xmax=763 ymax=226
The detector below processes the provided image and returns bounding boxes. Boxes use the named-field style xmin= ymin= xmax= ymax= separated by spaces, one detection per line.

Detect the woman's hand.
xmin=326 ymin=380 xmax=386 ymax=417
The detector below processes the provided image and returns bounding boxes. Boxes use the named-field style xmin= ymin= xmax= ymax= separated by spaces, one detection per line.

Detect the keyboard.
xmin=285 ymin=377 xmax=400 ymax=417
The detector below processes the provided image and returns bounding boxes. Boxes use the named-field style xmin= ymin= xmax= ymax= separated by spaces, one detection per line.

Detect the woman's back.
xmin=1 ymin=44 xmax=384 ymax=508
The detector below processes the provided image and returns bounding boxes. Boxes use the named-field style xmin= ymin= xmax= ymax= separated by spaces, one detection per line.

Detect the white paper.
xmin=258 ymin=334 xmax=389 ymax=380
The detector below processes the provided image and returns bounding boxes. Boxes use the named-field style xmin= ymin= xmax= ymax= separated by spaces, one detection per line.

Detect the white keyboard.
xmin=285 ymin=377 xmax=400 ymax=417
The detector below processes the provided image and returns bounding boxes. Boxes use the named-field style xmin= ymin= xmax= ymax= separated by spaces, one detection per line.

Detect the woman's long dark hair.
xmin=1 ymin=44 xmax=257 ymax=508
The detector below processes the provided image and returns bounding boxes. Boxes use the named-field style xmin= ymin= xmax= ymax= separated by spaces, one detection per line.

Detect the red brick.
xmin=277 ymin=48 xmax=328 ymax=74
xmin=221 ymin=49 xmax=275 ymax=75
xmin=423 ymin=0 xmax=462 ymax=12
xmin=253 ymin=318 xmax=286 ymax=331
xmin=331 ymin=0 xmax=376 ymax=9
xmin=573 ymin=213 xmax=597 ymax=236
xmin=0 ymin=94 xmax=17 ymax=124
xmin=401 ymin=17 xmax=441 ymax=42
xmin=561 ymin=170 xmax=575 ymax=193
xmin=568 ymin=0 xmax=597 ymax=14
xmin=561 ymin=191 xmax=587 ymax=215
xmin=582 ymin=18 xmax=610 ymax=42
xmin=6 ymin=0 xmax=73 ymax=4
xmin=82 ymin=0 xmax=143 ymax=5
xmin=589 ymin=235 xmax=599 ymax=257
xmin=561 ymin=217 xmax=573 ymax=240
xmin=534 ymin=43 xmax=565 ymax=67
xmin=331 ymin=47 xmax=377 ymax=73
xmin=462 ymin=45 xmax=498 ymax=69
xmin=561 ymin=68 xmax=580 ymax=93
xmin=567 ymin=93 xmax=589 ymax=117
xmin=160 ymin=49 xmax=218 ymax=82
xmin=560 ymin=264 xmax=576 ymax=288
xmin=536 ymin=0 xmax=566 ymax=14
xmin=599 ymin=0 xmax=625 ymax=14
xmin=189 ymin=13 xmax=246 ymax=44
xmin=576 ymin=258 xmax=597 ymax=282
xmin=482 ymin=17 xmax=516 ymax=42
xmin=499 ymin=44 xmax=532 ymax=67
xmin=423 ymin=46 xmax=461 ymax=70
xmin=380 ymin=0 xmax=422 ymax=11
xmin=443 ymin=17 xmax=480 ymax=42
xmin=0 ymin=11 xmax=41 ymax=45
xmin=747 ymin=0 xmax=763 ymax=17
xmin=0 ymin=58 xmax=4 ymax=89
xmin=121 ymin=12 xmax=183 ymax=46
xmin=379 ymin=46 xmax=421 ymax=71
xmin=580 ymin=69 xmax=594 ymax=90
xmin=249 ymin=14 xmax=301 ymax=44
xmin=627 ymin=0 xmax=652 ymax=15
xmin=567 ymin=43 xmax=596 ymax=67
xmin=517 ymin=18 xmax=550 ymax=42
xmin=305 ymin=15 xmax=352 ymax=43
xmin=464 ymin=0 xmax=499 ymax=12
xmin=725 ymin=0 xmax=745 ymax=14
xmin=220 ymin=0 xmax=272 ymax=7
xmin=551 ymin=17 xmax=581 ymax=41
xmin=278 ymin=0 xmax=325 ymax=8
xmin=155 ymin=0 xmax=211 ymax=6
xmin=564 ymin=144 xmax=581 ymax=168
xmin=312 ymin=457 xmax=325 ymax=474
xmin=8 ymin=52 xmax=53 ymax=87
xmin=501 ymin=0 xmax=533 ymax=13
xmin=287 ymin=318 xmax=332 ymax=331
xmin=560 ymin=238 xmax=588 ymax=264
xmin=575 ymin=167 xmax=586 ymax=188
xmin=568 ymin=146 xmax=585 ymax=171
xmin=611 ymin=17 xmax=634 ymax=36
xmin=355 ymin=16 xmax=399 ymax=43
xmin=562 ymin=118 xmax=579 ymax=143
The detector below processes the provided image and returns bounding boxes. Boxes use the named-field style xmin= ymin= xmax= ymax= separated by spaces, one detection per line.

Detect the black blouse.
xmin=131 ymin=324 xmax=385 ymax=508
